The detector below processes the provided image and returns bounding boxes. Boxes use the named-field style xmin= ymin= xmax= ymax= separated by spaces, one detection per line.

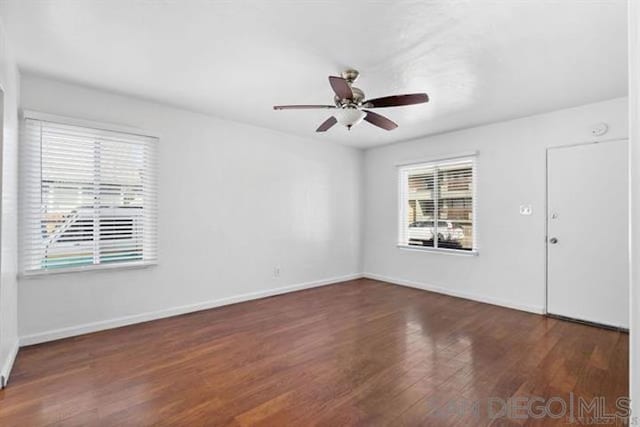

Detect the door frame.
xmin=544 ymin=137 xmax=629 ymax=319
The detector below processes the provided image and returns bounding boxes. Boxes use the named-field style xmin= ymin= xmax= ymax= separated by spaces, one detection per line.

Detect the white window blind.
xmin=21 ymin=117 xmax=158 ymax=274
xmin=398 ymin=157 xmax=476 ymax=253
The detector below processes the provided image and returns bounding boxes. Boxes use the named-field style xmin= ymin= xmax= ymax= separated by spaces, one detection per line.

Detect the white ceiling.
xmin=0 ymin=0 xmax=628 ymax=148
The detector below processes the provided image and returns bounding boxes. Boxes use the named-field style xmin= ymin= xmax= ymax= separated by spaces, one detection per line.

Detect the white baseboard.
xmin=19 ymin=273 xmax=363 ymax=346
xmin=19 ymin=272 xmax=544 ymax=347
xmin=1 ymin=340 xmax=20 ymax=388
xmin=363 ymin=272 xmax=545 ymax=315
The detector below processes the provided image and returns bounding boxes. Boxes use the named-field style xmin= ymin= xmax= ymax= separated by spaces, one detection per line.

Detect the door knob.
xmin=549 ymin=237 xmax=558 ymax=244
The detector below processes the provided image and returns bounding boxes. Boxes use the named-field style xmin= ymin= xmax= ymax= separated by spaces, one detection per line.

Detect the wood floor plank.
xmin=0 ymin=279 xmax=628 ymax=426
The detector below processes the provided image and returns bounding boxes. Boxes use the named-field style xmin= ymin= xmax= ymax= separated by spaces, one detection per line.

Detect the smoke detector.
xmin=591 ymin=122 xmax=609 ymax=137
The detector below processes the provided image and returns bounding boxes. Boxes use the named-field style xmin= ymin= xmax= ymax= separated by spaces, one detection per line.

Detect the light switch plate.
xmin=519 ymin=205 xmax=532 ymax=216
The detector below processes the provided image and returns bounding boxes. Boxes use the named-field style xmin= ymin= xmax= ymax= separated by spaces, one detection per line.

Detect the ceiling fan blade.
xmin=316 ymin=116 xmax=337 ymax=132
xmin=364 ymin=93 xmax=429 ymax=108
xmin=329 ymin=76 xmax=353 ymax=99
xmin=363 ymin=110 xmax=398 ymax=131
xmin=273 ymin=105 xmax=336 ymax=110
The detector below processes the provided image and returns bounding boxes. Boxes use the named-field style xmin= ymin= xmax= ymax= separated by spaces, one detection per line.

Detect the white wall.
xmin=18 ymin=74 xmax=362 ymax=344
xmin=628 ymin=0 xmax=639 ymax=419
xmin=0 ymin=17 xmax=20 ymax=385
xmin=363 ymin=97 xmax=628 ymax=313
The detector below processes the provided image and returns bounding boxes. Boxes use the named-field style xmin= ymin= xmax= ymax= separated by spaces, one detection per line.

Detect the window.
xmin=21 ymin=115 xmax=158 ymax=274
xmin=398 ymin=157 xmax=476 ymax=252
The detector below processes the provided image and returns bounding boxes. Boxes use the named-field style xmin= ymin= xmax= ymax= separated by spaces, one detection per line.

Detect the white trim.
xmin=395 ymin=151 xmax=478 ymax=167
xmin=0 ymin=82 xmax=5 ymax=386
xmin=630 ymin=0 xmax=640 ymax=418
xmin=363 ymin=272 xmax=545 ymax=315
xmin=396 ymin=244 xmax=478 ymax=256
xmin=19 ymin=273 xmax=363 ymax=346
xmin=547 ymin=137 xmax=628 ymax=151
xmin=21 ymin=260 xmax=157 ymax=279
xmin=1 ymin=340 xmax=19 ymax=388
xmin=20 ymin=109 xmax=160 ymax=139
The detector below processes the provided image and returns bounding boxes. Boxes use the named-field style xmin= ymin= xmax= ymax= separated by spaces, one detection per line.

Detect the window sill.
xmin=396 ymin=244 xmax=479 ymax=256
xmin=20 ymin=261 xmax=158 ymax=279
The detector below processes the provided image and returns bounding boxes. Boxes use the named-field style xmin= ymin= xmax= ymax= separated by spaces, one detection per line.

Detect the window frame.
xmin=397 ymin=154 xmax=478 ymax=256
xmin=20 ymin=111 xmax=159 ymax=277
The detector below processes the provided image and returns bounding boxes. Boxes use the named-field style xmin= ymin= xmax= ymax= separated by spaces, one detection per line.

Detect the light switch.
xmin=519 ymin=205 xmax=532 ymax=216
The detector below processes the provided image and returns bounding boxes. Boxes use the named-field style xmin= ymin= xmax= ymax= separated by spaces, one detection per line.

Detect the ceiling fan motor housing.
xmin=335 ymin=87 xmax=365 ymax=106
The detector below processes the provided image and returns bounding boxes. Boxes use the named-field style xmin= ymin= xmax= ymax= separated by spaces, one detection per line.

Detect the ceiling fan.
xmin=273 ymin=69 xmax=429 ymax=132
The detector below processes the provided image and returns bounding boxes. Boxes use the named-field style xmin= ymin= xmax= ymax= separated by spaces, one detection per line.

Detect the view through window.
xmin=399 ymin=158 xmax=475 ymax=252
xmin=21 ymin=117 xmax=158 ymax=273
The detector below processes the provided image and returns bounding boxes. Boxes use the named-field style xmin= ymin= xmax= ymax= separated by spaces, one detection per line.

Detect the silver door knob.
xmin=549 ymin=237 xmax=558 ymax=244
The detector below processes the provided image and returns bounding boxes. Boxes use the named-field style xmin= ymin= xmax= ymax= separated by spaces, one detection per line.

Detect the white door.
xmin=547 ymin=140 xmax=629 ymax=328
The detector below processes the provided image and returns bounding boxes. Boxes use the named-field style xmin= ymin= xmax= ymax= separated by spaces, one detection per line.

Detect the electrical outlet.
xmin=519 ymin=205 xmax=532 ymax=216
xmin=273 ymin=267 xmax=280 ymax=278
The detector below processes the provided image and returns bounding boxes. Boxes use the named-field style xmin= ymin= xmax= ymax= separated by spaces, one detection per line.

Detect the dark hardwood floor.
xmin=0 ymin=279 xmax=628 ymax=426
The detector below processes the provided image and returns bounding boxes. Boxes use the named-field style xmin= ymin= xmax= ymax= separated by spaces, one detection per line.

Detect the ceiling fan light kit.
xmin=273 ymin=69 xmax=429 ymax=133
xmin=336 ymin=108 xmax=366 ymax=129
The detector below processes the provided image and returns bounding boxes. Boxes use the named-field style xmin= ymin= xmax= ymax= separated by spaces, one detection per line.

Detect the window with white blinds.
xmin=21 ymin=116 xmax=158 ymax=274
xmin=398 ymin=157 xmax=476 ymax=253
